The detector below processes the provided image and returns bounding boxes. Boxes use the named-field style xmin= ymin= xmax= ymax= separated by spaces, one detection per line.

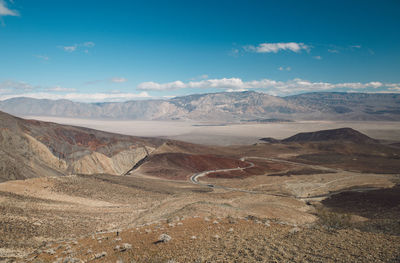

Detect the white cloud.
xmin=59 ymin=42 xmax=95 ymax=53
xmin=367 ymin=81 xmax=383 ymax=88
xmin=163 ymin=95 xmax=177 ymax=99
xmin=137 ymin=78 xmax=259 ymax=91
xmin=226 ymin=88 xmax=248 ymax=92
xmin=2 ymin=78 xmax=399 ymax=103
xmin=388 ymin=87 xmax=400 ymax=92
xmin=278 ymin=66 xmax=291 ymax=71
xmin=0 ymin=91 xmax=150 ymax=102
xmin=313 ymin=56 xmax=322 ymax=60
xmin=83 ymin=42 xmax=95 ymax=48
xmin=137 ymin=80 xmax=186 ymax=91
xmin=0 ymin=80 xmax=34 ymax=91
xmin=111 ymin=77 xmax=127 ymax=83
xmin=0 ymin=81 xmax=75 ymax=94
xmin=45 ymin=86 xmax=76 ymax=92
xmin=386 ymin=83 xmax=400 ymax=88
xmin=138 ymin=78 xmax=251 ymax=91
xmin=229 ymin=48 xmax=240 ymax=57
xmin=0 ymin=80 xmax=151 ymax=102
xmin=34 ymin=55 xmax=50 ymax=61
xmin=328 ymin=49 xmax=339 ymax=53
xmin=136 ymin=78 xmax=400 ymax=95
xmin=245 ymin=42 xmax=310 ymax=53
xmin=0 ymin=88 xmax=11 ymax=93
xmin=62 ymin=45 xmax=77 ymax=52
xmin=0 ymin=0 xmax=19 ymax=17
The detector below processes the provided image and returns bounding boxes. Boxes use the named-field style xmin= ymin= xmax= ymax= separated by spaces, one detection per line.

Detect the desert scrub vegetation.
xmin=316 ymin=207 xmax=353 ymax=230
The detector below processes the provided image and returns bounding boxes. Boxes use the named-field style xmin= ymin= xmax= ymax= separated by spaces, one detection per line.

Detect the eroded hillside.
xmin=0 ymin=111 xmax=164 ymax=181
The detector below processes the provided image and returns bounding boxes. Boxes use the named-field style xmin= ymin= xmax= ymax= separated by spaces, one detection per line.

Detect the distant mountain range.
xmin=1 ymin=91 xmax=399 ymax=121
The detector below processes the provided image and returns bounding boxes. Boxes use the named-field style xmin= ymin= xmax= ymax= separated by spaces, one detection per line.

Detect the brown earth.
xmin=293 ymin=153 xmax=400 ymax=174
xmin=29 ymin=216 xmax=400 ymax=263
xmin=321 ymin=185 xmax=400 ymax=235
xmin=1 ymin=111 xmax=400 ymax=262
xmin=136 ymin=153 xmax=248 ymax=180
xmin=207 ymin=160 xmax=292 ymax=179
xmin=0 ymin=174 xmax=319 ymax=261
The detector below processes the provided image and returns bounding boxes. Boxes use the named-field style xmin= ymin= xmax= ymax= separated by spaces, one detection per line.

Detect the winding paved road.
xmin=190 ymin=160 xmax=254 ymax=184
xmin=189 ymin=156 xmax=385 ymax=199
xmin=190 ymin=156 xmax=336 ymax=186
xmin=189 ymin=157 xmax=297 ymax=196
xmin=189 ymin=160 xmax=261 ymax=194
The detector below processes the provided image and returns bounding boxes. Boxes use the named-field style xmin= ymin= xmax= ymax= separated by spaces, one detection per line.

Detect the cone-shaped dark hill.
xmin=281 ymin=128 xmax=379 ymax=144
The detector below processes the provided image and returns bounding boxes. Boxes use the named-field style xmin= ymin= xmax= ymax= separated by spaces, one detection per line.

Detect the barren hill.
xmin=0 ymin=111 xmax=164 ymax=182
xmin=281 ymin=127 xmax=379 ymax=144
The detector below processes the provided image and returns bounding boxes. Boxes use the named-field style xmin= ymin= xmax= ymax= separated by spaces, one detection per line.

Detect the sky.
xmin=0 ymin=0 xmax=400 ymax=102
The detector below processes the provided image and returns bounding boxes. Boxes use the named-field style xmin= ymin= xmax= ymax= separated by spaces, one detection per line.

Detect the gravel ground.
xmin=29 ymin=216 xmax=400 ymax=263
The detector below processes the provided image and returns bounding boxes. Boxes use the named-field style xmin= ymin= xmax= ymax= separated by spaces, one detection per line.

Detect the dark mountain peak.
xmin=281 ymin=127 xmax=378 ymax=144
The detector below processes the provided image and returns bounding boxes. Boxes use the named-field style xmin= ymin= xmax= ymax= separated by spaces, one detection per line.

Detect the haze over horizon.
xmin=1 ymin=0 xmax=399 ymax=102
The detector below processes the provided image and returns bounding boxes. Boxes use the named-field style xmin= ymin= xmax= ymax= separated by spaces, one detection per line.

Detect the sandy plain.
xmin=22 ymin=116 xmax=400 ymax=145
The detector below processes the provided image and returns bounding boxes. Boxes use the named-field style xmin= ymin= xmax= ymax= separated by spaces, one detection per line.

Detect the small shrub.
xmin=317 ymin=208 xmax=352 ymax=229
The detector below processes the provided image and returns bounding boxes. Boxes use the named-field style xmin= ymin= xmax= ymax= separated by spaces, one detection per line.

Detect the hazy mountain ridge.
xmin=1 ymin=91 xmax=400 ymax=121
xmin=285 ymin=92 xmax=400 ymax=120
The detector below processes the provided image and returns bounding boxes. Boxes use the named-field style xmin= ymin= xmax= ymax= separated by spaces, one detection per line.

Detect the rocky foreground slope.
xmin=1 ymin=111 xmax=400 ymax=262
xmin=30 ymin=216 xmax=400 ymax=263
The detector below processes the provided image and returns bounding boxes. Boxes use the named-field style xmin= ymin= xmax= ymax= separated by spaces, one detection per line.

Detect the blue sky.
xmin=0 ymin=0 xmax=399 ymax=102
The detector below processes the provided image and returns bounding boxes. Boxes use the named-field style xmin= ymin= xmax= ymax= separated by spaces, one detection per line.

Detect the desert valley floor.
xmin=0 ymin=113 xmax=399 ymax=262
xmin=23 ymin=116 xmax=400 ymax=145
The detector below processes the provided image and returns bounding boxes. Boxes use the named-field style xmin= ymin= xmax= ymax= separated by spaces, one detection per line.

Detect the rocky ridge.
xmin=1 ymin=91 xmax=400 ymax=121
xmin=0 ymin=111 xmax=163 ymax=182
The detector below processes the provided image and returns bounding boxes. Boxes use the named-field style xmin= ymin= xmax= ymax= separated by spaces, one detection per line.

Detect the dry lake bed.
xmin=23 ymin=116 xmax=400 ymax=145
